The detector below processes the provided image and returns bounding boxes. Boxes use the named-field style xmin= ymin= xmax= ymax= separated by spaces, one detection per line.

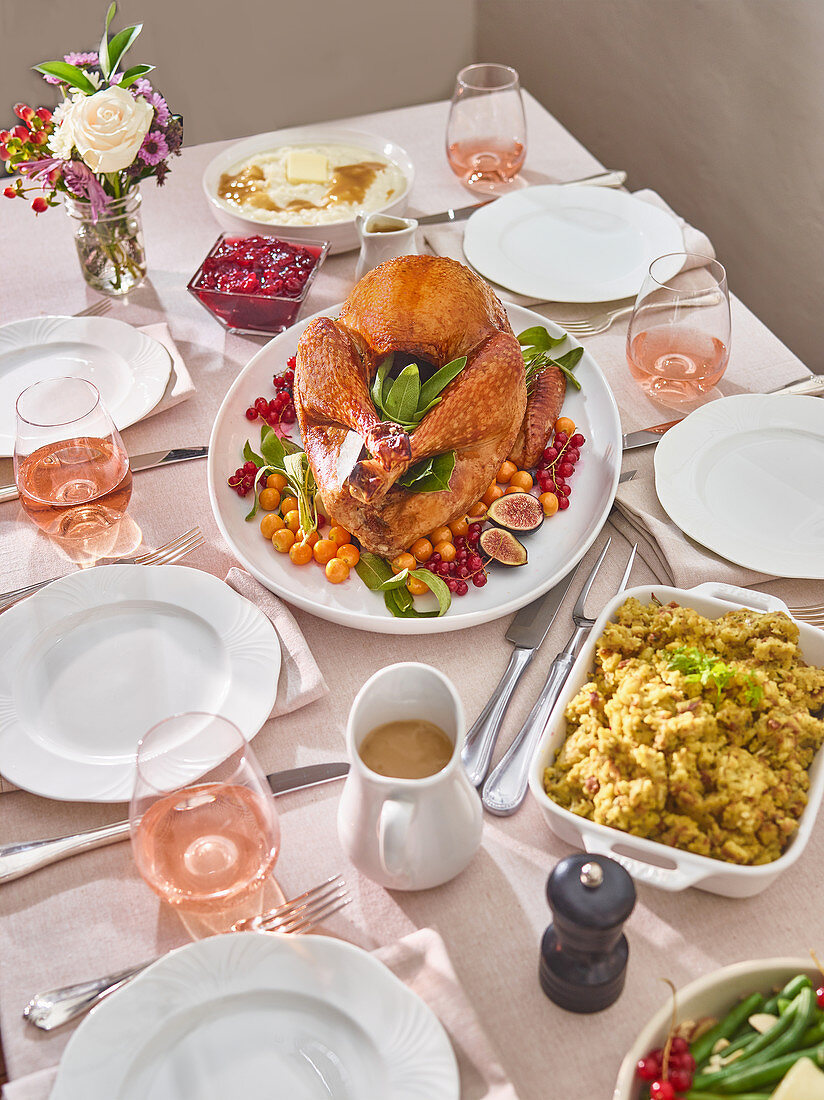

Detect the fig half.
xmin=479 ymin=527 xmax=528 ymax=566
xmin=486 ymin=492 xmax=543 ymax=533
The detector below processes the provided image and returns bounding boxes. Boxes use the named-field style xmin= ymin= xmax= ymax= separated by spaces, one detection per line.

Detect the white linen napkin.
xmin=136 ymin=322 xmax=196 ymax=419
xmin=1 ymin=929 xmax=519 ymax=1100
xmin=224 ymin=567 xmax=327 ymax=717
xmin=423 ymin=187 xmax=715 ymax=307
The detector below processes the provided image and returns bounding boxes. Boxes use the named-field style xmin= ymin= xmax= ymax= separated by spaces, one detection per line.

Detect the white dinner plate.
xmin=0 ymin=315 xmax=172 ymax=456
xmin=654 ymin=394 xmax=824 ymax=578
xmin=0 ymin=565 xmax=280 ymax=802
xmin=208 ymin=302 xmax=621 ymax=634
xmin=51 ymin=932 xmax=459 ymax=1100
xmin=463 ymin=186 xmax=684 ymax=302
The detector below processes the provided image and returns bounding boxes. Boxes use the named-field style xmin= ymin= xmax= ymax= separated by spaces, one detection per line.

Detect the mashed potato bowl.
xmin=203 ymin=126 xmax=414 ymax=253
xmin=527 ymin=582 xmax=824 ymax=897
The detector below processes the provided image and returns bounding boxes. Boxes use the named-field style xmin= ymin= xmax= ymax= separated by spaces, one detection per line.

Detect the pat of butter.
xmin=771 ymin=1057 xmax=824 ymax=1100
xmin=286 ymin=151 xmax=329 ymax=185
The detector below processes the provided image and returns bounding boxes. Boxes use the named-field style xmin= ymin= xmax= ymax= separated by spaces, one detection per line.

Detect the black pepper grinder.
xmin=539 ymin=853 xmax=636 ymax=1013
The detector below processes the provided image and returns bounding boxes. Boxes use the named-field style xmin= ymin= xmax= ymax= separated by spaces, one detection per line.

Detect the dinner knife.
xmin=0 ymin=761 xmax=348 ymax=884
xmin=417 ymin=170 xmax=628 ymax=227
xmin=622 ymin=375 xmax=824 ymax=450
xmin=0 ymin=445 xmax=209 ymax=504
xmin=462 ymin=561 xmax=582 ymax=787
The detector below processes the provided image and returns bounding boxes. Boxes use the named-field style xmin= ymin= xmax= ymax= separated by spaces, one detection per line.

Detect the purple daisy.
xmin=132 ymin=77 xmax=154 ymax=98
xmin=139 ymin=130 xmax=169 ymax=166
xmin=64 ymin=51 xmax=99 ymax=66
xmin=61 ymin=160 xmax=110 ymax=222
xmin=149 ymin=91 xmax=170 ymax=126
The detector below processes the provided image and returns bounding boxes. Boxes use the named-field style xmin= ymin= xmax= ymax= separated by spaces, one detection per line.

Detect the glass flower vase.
xmin=65 ymin=190 xmax=147 ymax=296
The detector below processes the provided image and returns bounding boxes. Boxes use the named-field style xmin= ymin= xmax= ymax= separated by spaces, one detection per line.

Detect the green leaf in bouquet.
xmin=418 ymin=355 xmax=467 ymax=408
xmin=107 ymin=24 xmax=143 ymax=78
xmin=99 ymin=2 xmax=118 ymax=79
xmin=118 ymin=63 xmax=154 ymax=89
xmin=33 ymin=62 xmax=97 ymax=95
xmin=383 ymin=364 xmax=421 ymax=424
xmin=397 ymin=450 xmax=456 ymax=493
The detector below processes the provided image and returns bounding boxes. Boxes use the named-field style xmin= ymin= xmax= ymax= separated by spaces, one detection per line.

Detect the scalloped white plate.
xmin=51 ymin=933 xmax=458 ymax=1100
xmin=654 ymin=394 xmax=824 ymax=578
xmin=0 ymin=315 xmax=172 ymax=455
xmin=207 ymin=302 xmax=621 ymax=634
xmin=0 ymin=565 xmax=279 ymax=802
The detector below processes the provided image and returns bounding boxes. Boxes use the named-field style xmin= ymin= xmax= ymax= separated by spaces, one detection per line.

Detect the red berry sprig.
xmin=243 ymin=359 xmax=297 ymax=429
xmin=636 ymin=1036 xmax=695 ymax=1098
xmin=418 ymin=525 xmax=487 ymax=597
xmin=536 ymin=431 xmax=585 ymax=511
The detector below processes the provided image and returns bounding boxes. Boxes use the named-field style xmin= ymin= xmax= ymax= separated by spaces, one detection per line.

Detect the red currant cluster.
xmin=228 ymin=460 xmax=259 ymax=497
xmin=244 ymin=361 xmax=297 ymax=427
xmin=200 ymin=237 xmax=319 ymax=298
xmin=636 ymin=1037 xmax=695 ymax=1098
xmin=536 ymin=431 xmax=585 ymax=511
xmin=420 ymin=526 xmax=487 ymax=597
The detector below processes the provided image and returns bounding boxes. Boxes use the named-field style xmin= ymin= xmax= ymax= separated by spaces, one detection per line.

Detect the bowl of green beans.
xmin=614 ymin=958 xmax=823 ymax=1099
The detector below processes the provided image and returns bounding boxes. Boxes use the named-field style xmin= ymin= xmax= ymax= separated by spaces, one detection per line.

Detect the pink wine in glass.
xmin=16 ymin=435 xmax=132 ymax=537
xmin=133 ymin=783 xmax=280 ymax=913
xmin=447 ymin=139 xmax=525 ymax=187
xmin=627 ymin=326 xmax=728 ymax=401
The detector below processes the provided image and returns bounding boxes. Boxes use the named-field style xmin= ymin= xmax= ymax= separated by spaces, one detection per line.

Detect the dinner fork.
xmin=481 ymin=540 xmax=638 ymax=815
xmin=23 ymin=874 xmax=351 ymax=1031
xmin=787 ymin=602 xmax=824 ymax=628
xmin=0 ymin=526 xmax=204 ymax=610
xmin=557 ymin=291 xmax=717 ymax=338
xmin=73 ymin=299 xmax=111 ymax=318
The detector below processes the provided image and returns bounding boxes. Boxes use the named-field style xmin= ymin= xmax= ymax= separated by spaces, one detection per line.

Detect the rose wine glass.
xmin=14 ymin=376 xmax=132 ymax=539
xmin=130 ymin=714 xmax=281 ymax=930
xmin=626 ymin=253 xmax=730 ymax=408
xmin=446 ymin=63 xmax=527 ymax=194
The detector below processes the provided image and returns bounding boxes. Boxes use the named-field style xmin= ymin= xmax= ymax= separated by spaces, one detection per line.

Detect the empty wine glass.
xmin=14 ymin=376 xmax=131 ymax=539
xmin=626 ymin=253 xmax=730 ymax=409
xmin=446 ymin=63 xmax=527 ymax=194
xmin=130 ymin=713 xmax=281 ymax=932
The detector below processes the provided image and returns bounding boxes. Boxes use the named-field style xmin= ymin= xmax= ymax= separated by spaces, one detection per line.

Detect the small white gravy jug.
xmin=337 ymin=663 xmax=482 ymax=890
xmin=354 ymin=212 xmax=420 ymax=281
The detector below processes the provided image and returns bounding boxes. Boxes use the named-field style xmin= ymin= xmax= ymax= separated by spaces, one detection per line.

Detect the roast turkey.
xmin=294 ymin=255 xmax=527 ymax=557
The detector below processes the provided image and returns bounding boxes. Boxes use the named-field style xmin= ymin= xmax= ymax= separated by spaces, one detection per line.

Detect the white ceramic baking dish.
xmin=613 ymin=957 xmax=818 ymax=1100
xmin=527 ymin=582 xmax=824 ymax=897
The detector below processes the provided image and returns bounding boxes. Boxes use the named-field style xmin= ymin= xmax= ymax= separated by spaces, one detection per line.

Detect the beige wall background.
xmin=2 ymin=0 xmax=819 ymax=369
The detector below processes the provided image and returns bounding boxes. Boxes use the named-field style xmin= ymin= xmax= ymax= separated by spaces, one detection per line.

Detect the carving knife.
xmin=0 ymin=761 xmax=349 ymax=884
xmin=0 ymin=445 xmax=208 ymax=504
xmin=622 ymin=375 xmax=824 ymax=450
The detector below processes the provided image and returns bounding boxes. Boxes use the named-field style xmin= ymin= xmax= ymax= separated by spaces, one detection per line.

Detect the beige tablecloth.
xmin=0 ymin=94 xmax=821 ymax=1100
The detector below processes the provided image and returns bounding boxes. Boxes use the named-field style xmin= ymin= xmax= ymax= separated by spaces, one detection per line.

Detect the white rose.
xmin=70 ymin=86 xmax=153 ymax=174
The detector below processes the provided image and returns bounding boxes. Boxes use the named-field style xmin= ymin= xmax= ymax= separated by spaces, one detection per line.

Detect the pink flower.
xmin=149 ymin=92 xmax=170 ymax=126
xmin=138 ymin=129 xmax=168 ymax=166
xmin=64 ymin=51 xmax=99 ymax=66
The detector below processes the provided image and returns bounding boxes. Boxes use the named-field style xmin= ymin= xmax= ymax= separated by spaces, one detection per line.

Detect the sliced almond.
xmin=711 ymin=1038 xmax=730 ymax=1055
xmin=749 ymin=1012 xmax=780 ymax=1034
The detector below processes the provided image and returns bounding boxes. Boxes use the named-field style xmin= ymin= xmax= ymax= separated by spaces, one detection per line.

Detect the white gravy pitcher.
xmin=337 ymin=663 xmax=482 ymax=890
xmin=354 ymin=212 xmax=420 ymax=281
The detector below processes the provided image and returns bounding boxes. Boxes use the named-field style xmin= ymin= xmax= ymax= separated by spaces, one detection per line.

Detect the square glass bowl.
xmin=187 ymin=233 xmax=329 ymax=336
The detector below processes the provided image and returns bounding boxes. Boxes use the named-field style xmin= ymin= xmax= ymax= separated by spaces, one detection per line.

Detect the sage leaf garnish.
xmin=418 ymin=355 xmax=467 ymax=408
xmin=355 ymin=551 xmax=451 ymax=617
xmin=397 ymin=450 xmax=456 ymax=493
xmin=382 ymin=364 xmax=420 ymax=424
xmin=371 ymin=355 xmax=468 ymax=433
xmin=517 ymin=326 xmax=584 ymax=393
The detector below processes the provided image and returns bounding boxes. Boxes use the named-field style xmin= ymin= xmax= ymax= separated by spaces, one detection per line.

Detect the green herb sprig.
xmin=517 ymin=326 xmax=583 ymax=392
xmin=370 ymin=353 xmax=466 ymax=494
xmin=355 ymin=550 xmax=451 ymax=618
xmin=242 ymin=424 xmax=313 ymax=527
xmin=667 ymin=646 xmax=764 ymax=707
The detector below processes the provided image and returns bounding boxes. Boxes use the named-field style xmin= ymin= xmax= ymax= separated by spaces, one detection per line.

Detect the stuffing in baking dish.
xmin=543 ymin=598 xmax=824 ymax=865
